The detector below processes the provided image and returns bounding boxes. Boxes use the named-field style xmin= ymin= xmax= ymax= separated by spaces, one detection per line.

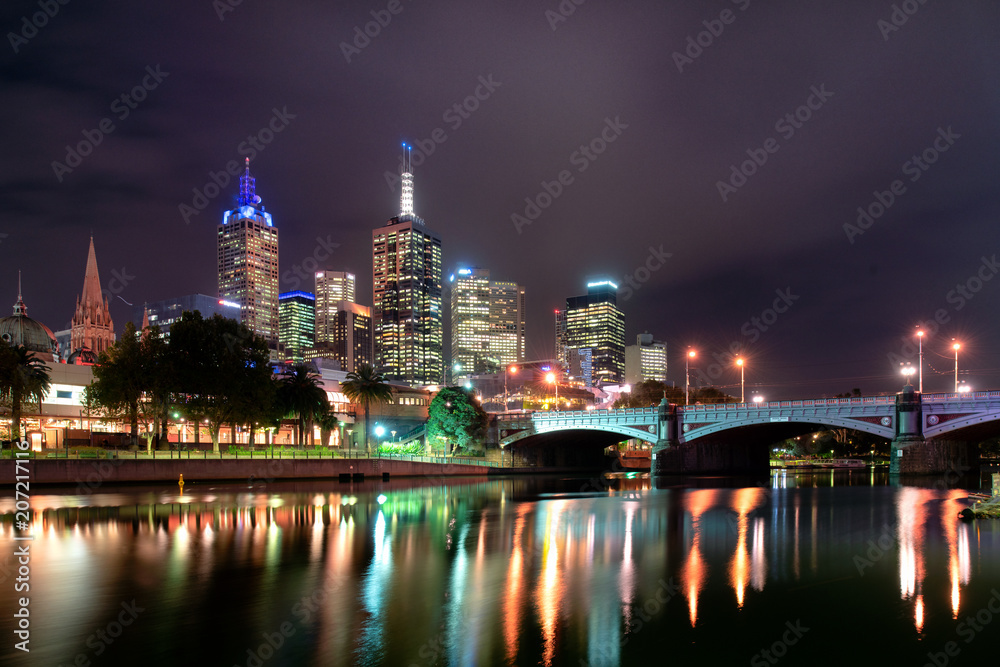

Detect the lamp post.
xmin=374 ymin=425 xmax=385 ymax=458
xmin=916 ymin=329 xmax=924 ymax=393
xmin=545 ymin=371 xmax=558 ymax=410
xmin=902 ymin=364 xmax=915 ymax=386
xmin=952 ymin=341 xmax=961 ymax=392
xmin=735 ymin=358 xmax=744 ymax=403
xmin=686 ymin=349 xmax=696 ymax=406
xmin=505 ymin=365 xmax=518 ymax=412
xmin=752 ymin=394 xmax=764 ymax=406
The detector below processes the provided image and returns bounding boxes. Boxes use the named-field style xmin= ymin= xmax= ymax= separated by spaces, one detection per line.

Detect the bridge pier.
xmin=889 ymin=383 xmax=923 ymax=475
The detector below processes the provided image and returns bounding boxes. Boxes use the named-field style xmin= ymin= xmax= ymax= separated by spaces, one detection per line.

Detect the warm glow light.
xmin=953 ymin=342 xmax=961 ymax=351
xmin=916 ymin=330 xmax=924 ymax=338
xmin=545 ymin=372 xmax=556 ymax=383
xmin=688 ymin=350 xmax=696 ymax=358
xmin=735 ymin=358 xmax=744 ymax=367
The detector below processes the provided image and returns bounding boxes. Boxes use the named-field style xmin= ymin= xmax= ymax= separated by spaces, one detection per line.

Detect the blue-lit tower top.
xmin=239 ymin=157 xmax=260 ymax=207
xmin=223 ymin=157 xmax=273 ymax=226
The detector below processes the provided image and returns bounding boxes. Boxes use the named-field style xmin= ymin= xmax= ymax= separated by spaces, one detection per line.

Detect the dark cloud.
xmin=1 ymin=0 xmax=998 ymax=397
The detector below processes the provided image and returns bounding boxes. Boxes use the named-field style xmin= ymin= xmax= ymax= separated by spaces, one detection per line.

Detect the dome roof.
xmin=0 ymin=292 xmax=58 ymax=359
xmin=68 ymin=347 xmax=98 ymax=365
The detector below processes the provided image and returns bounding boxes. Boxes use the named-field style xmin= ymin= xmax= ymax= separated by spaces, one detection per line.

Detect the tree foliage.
xmin=0 ymin=343 xmax=52 ymax=441
xmin=612 ymin=381 xmax=736 ymax=408
xmin=341 ymin=363 xmax=393 ymax=451
xmin=427 ymin=386 xmax=489 ymax=454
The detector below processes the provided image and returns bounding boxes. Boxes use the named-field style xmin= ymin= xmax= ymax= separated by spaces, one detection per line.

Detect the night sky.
xmin=2 ymin=0 xmax=999 ymax=399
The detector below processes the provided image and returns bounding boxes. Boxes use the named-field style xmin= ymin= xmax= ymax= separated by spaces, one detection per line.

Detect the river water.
xmin=2 ymin=469 xmax=1000 ymax=666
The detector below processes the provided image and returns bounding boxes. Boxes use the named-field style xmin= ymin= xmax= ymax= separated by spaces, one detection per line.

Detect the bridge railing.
xmin=496 ymin=391 xmax=999 ymax=424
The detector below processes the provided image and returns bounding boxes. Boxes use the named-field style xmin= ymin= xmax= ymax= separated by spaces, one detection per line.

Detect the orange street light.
xmin=686 ymin=349 xmax=697 ymax=406
xmin=735 ymin=357 xmax=745 ymax=403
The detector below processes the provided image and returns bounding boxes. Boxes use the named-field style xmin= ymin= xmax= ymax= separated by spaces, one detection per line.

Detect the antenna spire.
xmin=400 ymin=142 xmax=414 ymax=216
xmin=239 ymin=157 xmax=260 ymax=207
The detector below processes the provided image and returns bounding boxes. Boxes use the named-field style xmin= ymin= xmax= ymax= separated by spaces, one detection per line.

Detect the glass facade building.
xmin=279 ymin=291 xmax=315 ymax=363
xmin=565 ymin=281 xmax=625 ymax=386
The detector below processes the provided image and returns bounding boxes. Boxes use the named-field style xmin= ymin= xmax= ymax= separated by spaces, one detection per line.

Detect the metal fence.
xmin=4 ymin=449 xmax=503 ymax=467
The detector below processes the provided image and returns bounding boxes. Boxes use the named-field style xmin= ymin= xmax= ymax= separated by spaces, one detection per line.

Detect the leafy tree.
xmin=613 ymin=380 xmax=685 ymax=408
xmin=90 ymin=322 xmax=147 ymax=448
xmin=0 ymin=344 xmax=51 ymax=442
xmin=276 ymin=363 xmax=327 ymax=446
xmin=341 ymin=363 xmax=393 ymax=453
xmin=168 ymin=312 xmax=271 ymax=452
xmin=317 ymin=408 xmax=339 ymax=448
xmin=427 ymin=386 xmax=489 ymax=455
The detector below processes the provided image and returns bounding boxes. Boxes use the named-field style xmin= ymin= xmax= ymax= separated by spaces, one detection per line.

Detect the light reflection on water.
xmin=1 ymin=472 xmax=998 ymax=666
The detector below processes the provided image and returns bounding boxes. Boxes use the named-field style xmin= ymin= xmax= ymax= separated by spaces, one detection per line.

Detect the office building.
xmin=315 ymin=271 xmax=356 ymax=340
xmin=372 ymin=147 xmax=443 ymax=385
xmin=450 ymin=267 xmax=525 ymax=378
xmin=279 ymin=291 xmax=315 ymax=362
xmin=305 ymin=301 xmax=372 ymax=373
xmin=625 ymin=333 xmax=668 ymax=384
xmin=565 ymin=280 xmax=625 ymax=386
xmin=218 ymin=158 xmax=279 ymax=343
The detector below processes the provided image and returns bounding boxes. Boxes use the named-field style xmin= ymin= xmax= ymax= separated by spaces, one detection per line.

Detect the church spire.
xmin=13 ymin=270 xmax=26 ymax=316
xmin=81 ymin=237 xmax=104 ymax=309
xmin=400 ymin=142 xmax=414 ymax=217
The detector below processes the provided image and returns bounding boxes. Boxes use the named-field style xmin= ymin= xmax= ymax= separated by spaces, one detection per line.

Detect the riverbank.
xmin=0 ymin=457 xmax=595 ymax=486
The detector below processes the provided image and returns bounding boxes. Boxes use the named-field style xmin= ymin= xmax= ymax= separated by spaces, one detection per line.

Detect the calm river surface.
xmin=3 ymin=469 xmax=1000 ymax=666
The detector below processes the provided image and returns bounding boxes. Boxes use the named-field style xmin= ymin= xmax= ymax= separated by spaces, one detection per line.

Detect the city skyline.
xmin=3 ymin=1 xmax=1000 ymax=398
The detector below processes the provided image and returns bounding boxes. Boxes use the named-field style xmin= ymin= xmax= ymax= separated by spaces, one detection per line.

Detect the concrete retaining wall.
xmin=1 ymin=457 xmax=491 ymax=486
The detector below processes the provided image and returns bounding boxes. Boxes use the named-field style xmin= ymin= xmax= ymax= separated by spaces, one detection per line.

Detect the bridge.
xmin=497 ymin=387 xmax=1000 ymax=475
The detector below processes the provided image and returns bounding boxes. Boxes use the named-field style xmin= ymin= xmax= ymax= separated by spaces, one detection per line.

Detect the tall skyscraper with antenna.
xmin=218 ymin=158 xmax=280 ymax=345
xmin=372 ymin=144 xmax=443 ymax=385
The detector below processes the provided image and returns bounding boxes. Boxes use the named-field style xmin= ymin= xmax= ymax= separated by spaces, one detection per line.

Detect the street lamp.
xmin=374 ymin=425 xmax=385 ymax=457
xmin=958 ymin=382 xmax=971 ymax=394
xmin=916 ymin=329 xmax=924 ymax=393
xmin=752 ymin=394 xmax=764 ymax=406
xmin=952 ymin=341 xmax=961 ymax=392
xmin=505 ymin=365 xmax=518 ymax=412
xmin=735 ymin=358 xmax=744 ymax=403
xmin=901 ymin=364 xmax=915 ymax=387
xmin=545 ymin=371 xmax=559 ymax=410
xmin=686 ymin=349 xmax=696 ymax=406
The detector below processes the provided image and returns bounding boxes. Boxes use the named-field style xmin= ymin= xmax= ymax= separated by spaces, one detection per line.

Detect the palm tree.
xmin=317 ymin=408 xmax=339 ymax=448
xmin=0 ymin=344 xmax=52 ymax=443
xmin=276 ymin=363 xmax=327 ymax=447
xmin=341 ymin=364 xmax=393 ymax=454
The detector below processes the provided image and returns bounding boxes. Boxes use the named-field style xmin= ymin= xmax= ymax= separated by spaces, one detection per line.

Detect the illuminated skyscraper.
xmin=625 ymin=333 xmax=668 ymax=384
xmin=449 ymin=268 xmax=526 ymax=378
xmin=218 ymin=158 xmax=279 ymax=343
xmin=565 ymin=280 xmax=625 ymax=386
xmin=306 ymin=301 xmax=372 ymax=373
xmin=372 ymin=145 xmax=443 ymax=385
xmin=279 ymin=291 xmax=315 ymax=363
xmin=315 ymin=271 xmax=356 ymax=338
xmin=554 ymin=308 xmax=567 ymax=370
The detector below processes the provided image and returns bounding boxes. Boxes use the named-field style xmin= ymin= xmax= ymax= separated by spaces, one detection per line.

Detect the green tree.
xmin=168 ymin=312 xmax=271 ymax=452
xmin=427 ymin=386 xmax=489 ymax=455
xmin=276 ymin=363 xmax=327 ymax=447
xmin=0 ymin=344 xmax=52 ymax=442
xmin=90 ymin=322 xmax=147 ymax=448
xmin=341 ymin=364 xmax=393 ymax=453
xmin=317 ymin=408 xmax=339 ymax=448
xmin=613 ymin=380 xmax=685 ymax=408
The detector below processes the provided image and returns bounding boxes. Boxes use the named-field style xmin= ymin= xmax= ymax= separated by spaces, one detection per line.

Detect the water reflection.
xmin=1 ymin=473 xmax=998 ymax=666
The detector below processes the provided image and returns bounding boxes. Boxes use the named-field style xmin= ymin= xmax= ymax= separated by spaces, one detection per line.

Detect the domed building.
xmin=0 ymin=285 xmax=59 ymax=363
